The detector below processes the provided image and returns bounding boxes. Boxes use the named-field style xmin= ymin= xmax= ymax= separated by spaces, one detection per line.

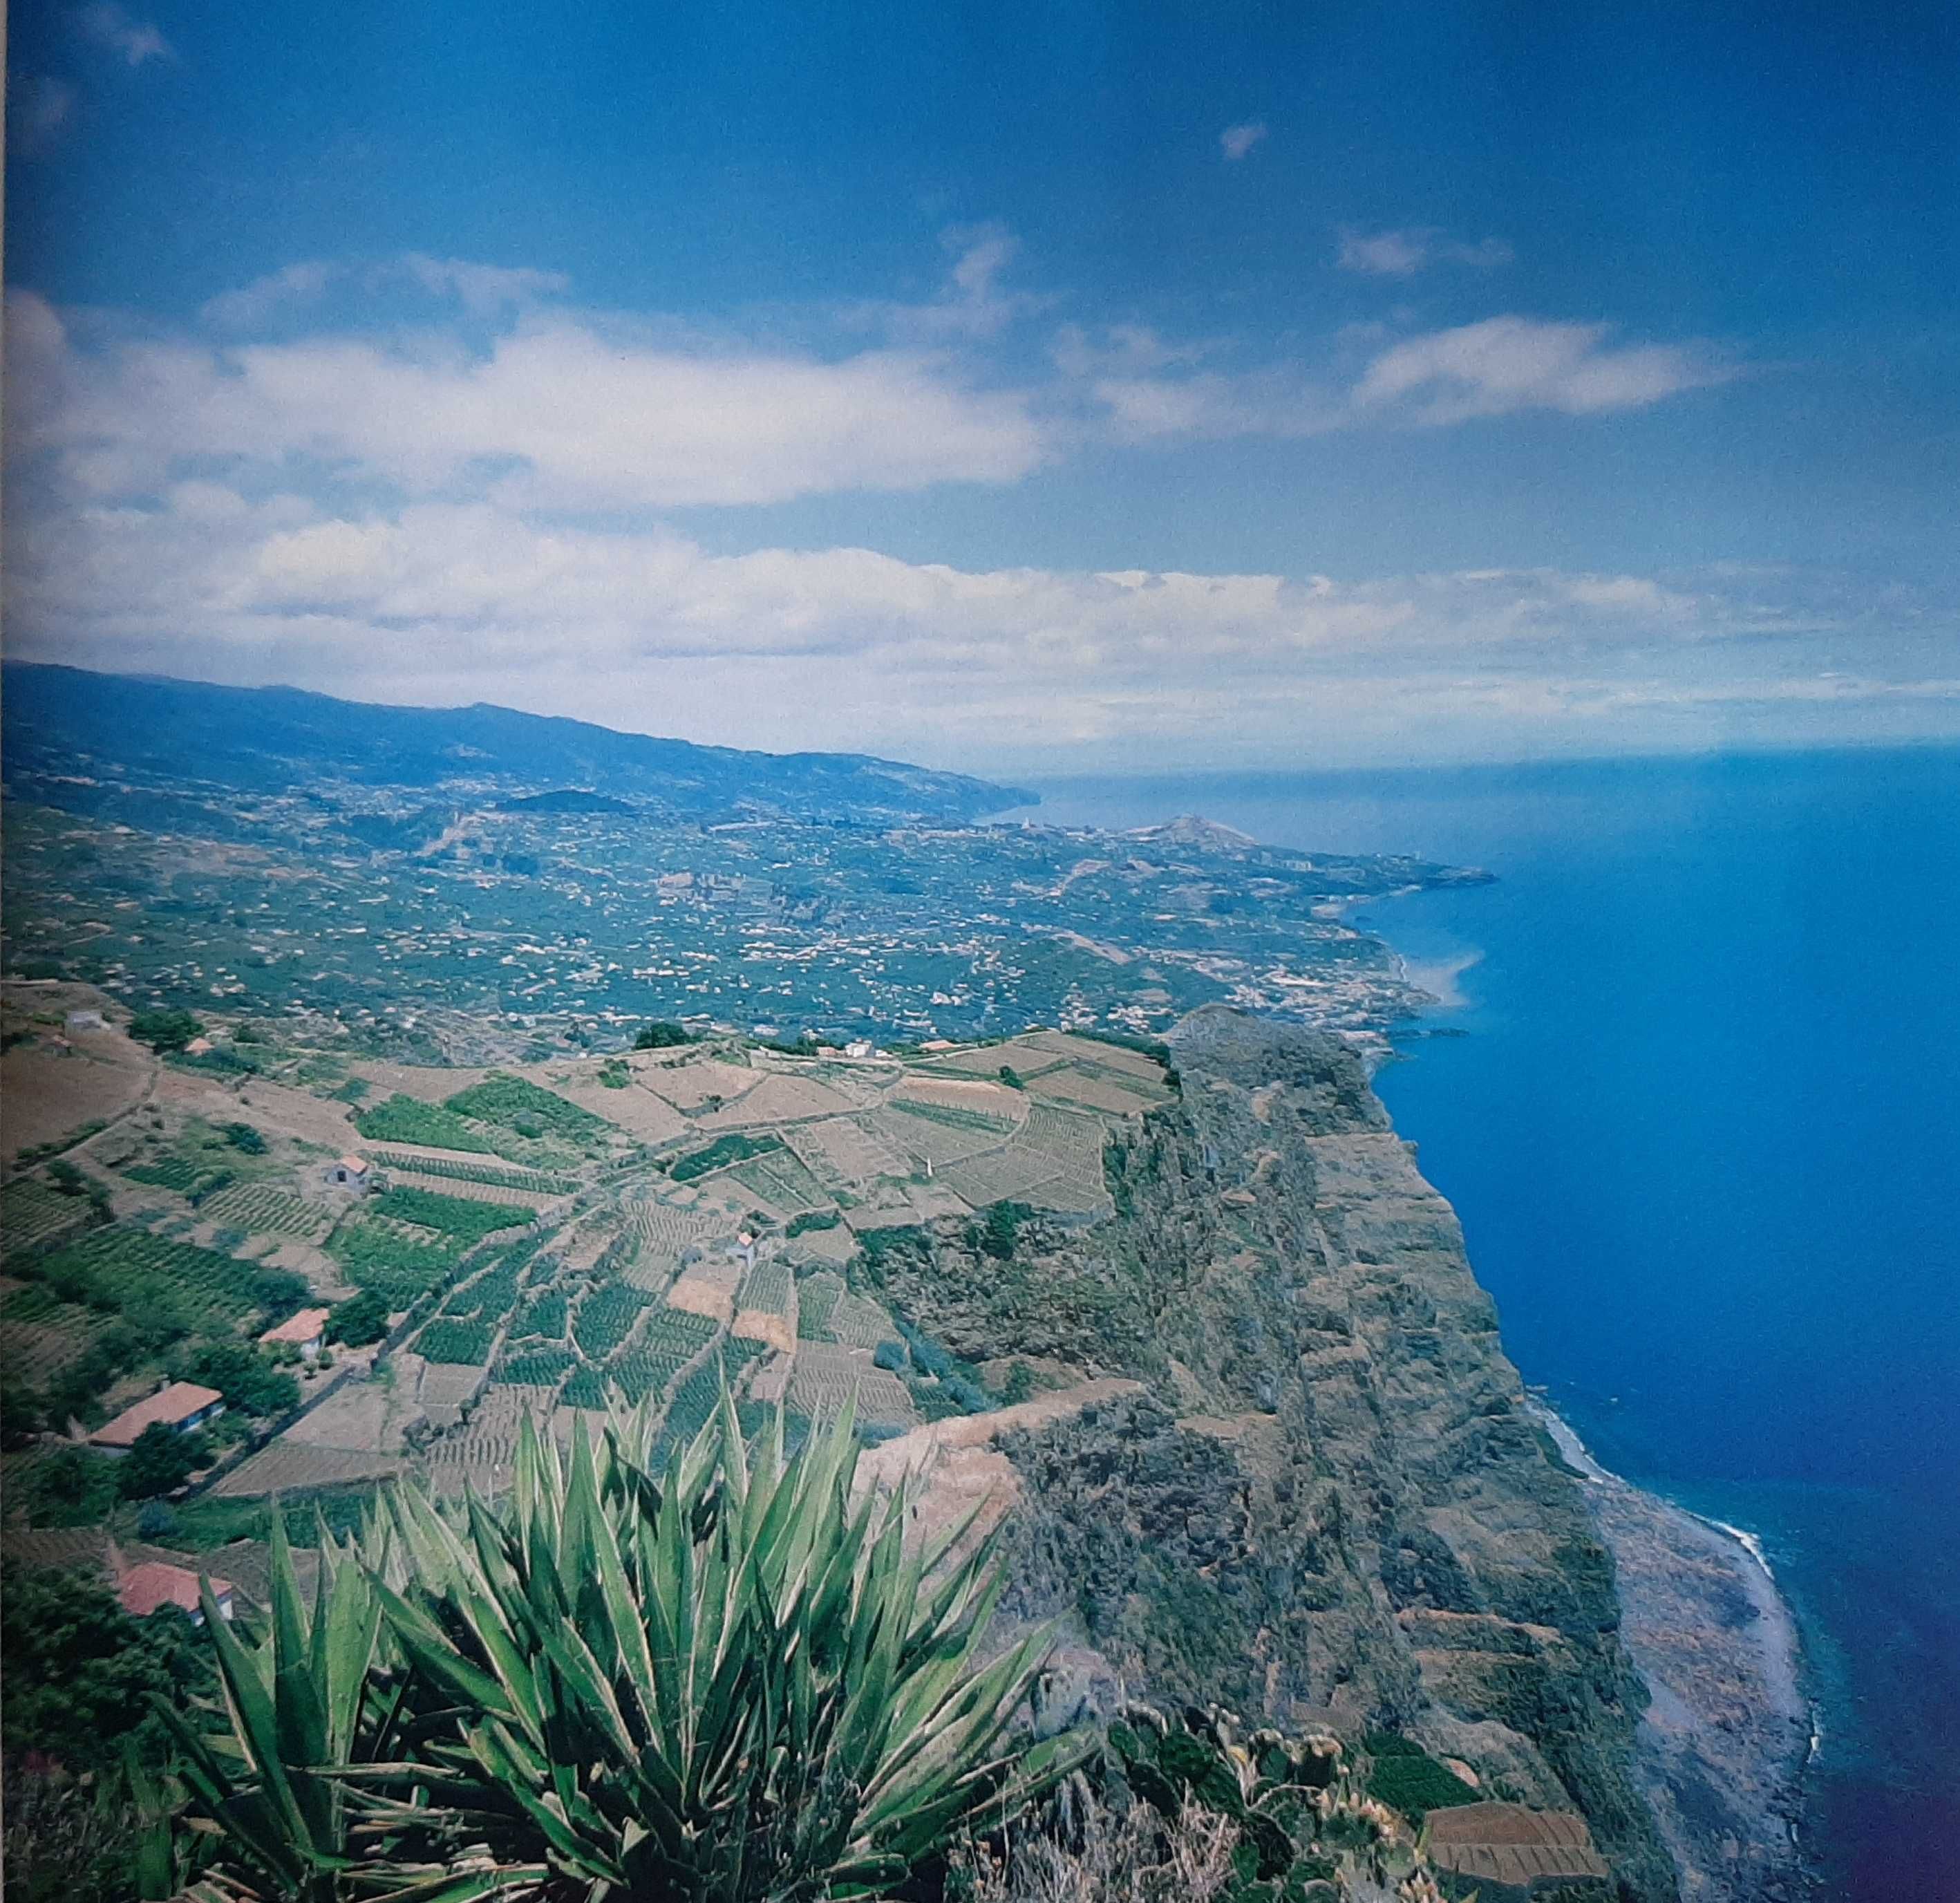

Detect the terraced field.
xmin=1 ymin=1177 xmax=97 ymax=1252
xmin=200 ymin=1183 xmax=335 ymax=1242
xmin=364 ymin=1150 xmax=576 ymax=1197
xmin=725 ymin=1145 xmax=832 ymax=1215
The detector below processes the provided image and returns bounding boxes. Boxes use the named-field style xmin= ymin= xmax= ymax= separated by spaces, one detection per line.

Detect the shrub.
xmin=634 ymin=1020 xmax=694 ymax=1049
xmin=180 ymin=1341 xmax=300 ymax=1418
xmin=117 ymin=1423 xmax=206 ymax=1500
xmin=220 ymin=1122 xmax=267 ymax=1154
xmin=368 ymin=1184 xmax=534 ymax=1244
xmin=170 ymin=1404 xmax=1084 ymax=1901
xmin=328 ymin=1288 xmax=390 ymax=1346
xmin=129 ymin=1009 xmax=202 ymax=1053
xmin=872 ymin=1338 xmax=907 ymax=1371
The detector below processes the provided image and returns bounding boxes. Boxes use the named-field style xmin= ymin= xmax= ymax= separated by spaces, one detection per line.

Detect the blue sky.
xmin=6 ymin=1 xmax=1957 ymax=771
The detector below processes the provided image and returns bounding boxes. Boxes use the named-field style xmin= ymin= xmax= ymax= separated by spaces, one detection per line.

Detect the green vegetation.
xmin=1361 ymin=1732 xmax=1481 ymax=1821
xmin=1 ymin=1562 xmax=215 ymax=1773
xmin=327 ymin=1221 xmax=458 ymax=1307
xmin=328 ymin=1288 xmax=390 ymax=1345
xmin=498 ymin=1344 xmax=579 ymax=1387
xmin=998 ymin=1064 xmax=1025 ymax=1089
xmin=414 ymin=1317 xmax=495 ymax=1365
xmin=167 ymin=1403 xmax=1077 ymax=1902
xmin=785 ymin=1206 xmax=842 ymax=1237
xmin=368 ymin=1150 xmax=573 ymax=1195
xmin=572 ymin=1281 xmax=651 ymax=1358
xmin=368 ymin=1183 xmax=534 ymax=1244
xmin=970 ymin=1199 xmax=1037 ymax=1262
xmin=509 ymin=1287 xmax=567 ymax=1339
xmin=351 ymin=1093 xmax=495 ymax=1153
xmin=10 ymin=1444 xmax=121 ymax=1526
xmin=178 ymin=1340 xmax=301 ymax=1418
xmin=668 ymin=1129 xmax=782 ymax=1182
xmin=128 ymin=1007 xmax=202 ymax=1053
xmin=117 ymin=1422 xmax=209 ymax=1500
xmin=885 ymin=1096 xmax=1015 ymax=1134
xmin=122 ymin=1154 xmax=234 ymax=1201
xmin=634 ymin=1019 xmax=695 ymax=1048
xmin=442 ymin=1072 xmax=610 ymax=1145
xmin=220 ymin=1121 xmax=267 ymax=1154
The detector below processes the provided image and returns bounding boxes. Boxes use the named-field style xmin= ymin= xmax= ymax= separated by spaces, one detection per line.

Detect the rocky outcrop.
xmin=853 ymin=1007 xmax=1679 ymax=1902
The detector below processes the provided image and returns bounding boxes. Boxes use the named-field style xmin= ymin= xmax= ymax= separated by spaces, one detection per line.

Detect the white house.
xmin=259 ymin=1306 xmax=331 ymax=1362
xmin=326 ymin=1154 xmax=373 ymax=1192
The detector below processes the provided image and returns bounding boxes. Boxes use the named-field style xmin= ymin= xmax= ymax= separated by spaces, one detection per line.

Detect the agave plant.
xmin=173 ymin=1391 xmax=1082 ymax=1902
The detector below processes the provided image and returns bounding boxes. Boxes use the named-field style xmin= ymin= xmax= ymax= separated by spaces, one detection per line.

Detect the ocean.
xmin=1012 ymin=744 xmax=1960 ymax=1902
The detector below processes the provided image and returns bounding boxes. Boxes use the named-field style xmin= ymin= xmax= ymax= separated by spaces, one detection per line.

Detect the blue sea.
xmin=1015 ymin=744 xmax=1960 ymax=1903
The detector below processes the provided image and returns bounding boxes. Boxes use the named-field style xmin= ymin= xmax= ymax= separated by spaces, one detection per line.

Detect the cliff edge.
xmin=855 ymin=1006 xmax=1679 ymax=1900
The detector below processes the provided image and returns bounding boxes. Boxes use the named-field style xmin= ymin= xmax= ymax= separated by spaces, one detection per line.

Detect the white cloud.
xmin=74 ymin=3 xmax=173 ymax=66
xmin=1351 ymin=316 xmax=1736 ymax=422
xmin=200 ymin=261 xmax=343 ymax=330
xmin=1337 ymin=227 xmax=1514 ymax=276
xmin=398 ymin=256 xmax=572 ymax=315
xmin=10 ymin=442 xmax=1947 ymax=771
xmin=10 ymin=288 xmax=1048 ymax=510
xmin=1219 ymin=122 xmax=1268 ymax=162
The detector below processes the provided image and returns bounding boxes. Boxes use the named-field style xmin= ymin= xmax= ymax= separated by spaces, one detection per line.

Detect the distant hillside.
xmin=0 ymin=664 xmax=1033 ymax=823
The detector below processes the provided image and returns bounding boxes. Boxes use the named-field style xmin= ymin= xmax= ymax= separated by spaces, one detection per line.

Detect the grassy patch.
xmin=670 ymin=1131 xmax=782 ymax=1183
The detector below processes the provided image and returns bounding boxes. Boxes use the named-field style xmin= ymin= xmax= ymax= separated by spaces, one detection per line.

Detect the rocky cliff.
xmin=855 ymin=1007 xmax=1678 ymax=1902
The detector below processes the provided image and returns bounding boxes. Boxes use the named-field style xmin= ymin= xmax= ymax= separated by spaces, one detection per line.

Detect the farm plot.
xmin=692 ymin=1071 xmax=856 ymax=1129
xmin=1017 ymin=1030 xmax=1171 ymax=1084
xmin=572 ymin=1282 xmax=652 ymax=1359
xmin=415 ymin=1317 xmax=496 ymax=1365
xmin=866 ymin=1103 xmax=1009 ymax=1169
xmin=327 ymin=1219 xmax=460 ymax=1306
xmin=938 ymin=1104 xmax=1110 ymax=1211
xmin=442 ymin=1075 xmax=613 ymax=1150
xmin=35 ymin=1226 xmax=276 ymax=1331
xmin=210 ymin=1441 xmax=403 ymax=1499
xmin=670 ymin=1131 xmax=781 ymax=1183
xmin=200 ymin=1183 xmax=334 ymax=1243
xmin=784 ymin=1343 xmax=918 ymax=1429
xmin=726 ymin=1146 xmax=832 ymax=1215
xmin=364 ymin=1150 xmax=576 ymax=1197
xmin=918 ymin=1041 xmax=1067 ymax=1081
xmin=353 ymin=1095 xmax=496 ymax=1154
xmin=1022 ymin=1064 xmax=1166 ymax=1116
xmin=1 ymin=1177 xmax=97 ymax=1250
xmin=795 ymin=1271 xmax=843 ymax=1340
xmin=0 ymin=1285 xmax=105 ymax=1383
xmin=656 ymin=1338 xmax=768 ymax=1454
xmin=496 ymin=1344 xmax=578 ymax=1388
xmin=785 ymin=1117 xmax=905 ymax=1187
xmin=826 ymin=1288 xmax=901 ymax=1352
xmin=507 ymin=1288 xmax=567 ymax=1340
xmin=368 ymin=1185 xmax=536 ymax=1246
xmin=735 ymin=1259 xmax=793 ymax=1318
xmin=122 ymin=1155 xmax=234 ymax=1200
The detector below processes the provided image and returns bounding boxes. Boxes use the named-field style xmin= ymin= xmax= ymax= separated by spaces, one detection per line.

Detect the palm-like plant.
xmin=173 ymin=1393 xmax=1080 ymax=1902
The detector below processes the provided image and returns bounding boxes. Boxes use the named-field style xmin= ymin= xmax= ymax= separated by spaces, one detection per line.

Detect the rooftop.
xmin=89 ymin=1380 xmax=224 ymax=1449
xmin=117 ymin=1559 xmax=234 ymax=1620
xmin=260 ymin=1306 xmax=331 ymax=1347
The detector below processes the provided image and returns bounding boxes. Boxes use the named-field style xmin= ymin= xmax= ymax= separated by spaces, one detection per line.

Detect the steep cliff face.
xmin=856 ymin=1008 xmax=1677 ymax=1902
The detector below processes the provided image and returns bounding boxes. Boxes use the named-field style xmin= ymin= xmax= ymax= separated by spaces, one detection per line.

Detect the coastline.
xmin=1532 ymin=1403 xmax=1816 ymax=1902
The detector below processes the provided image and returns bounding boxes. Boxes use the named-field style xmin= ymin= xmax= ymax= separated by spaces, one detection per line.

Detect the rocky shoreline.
xmin=1534 ymin=1407 xmax=1815 ymax=1902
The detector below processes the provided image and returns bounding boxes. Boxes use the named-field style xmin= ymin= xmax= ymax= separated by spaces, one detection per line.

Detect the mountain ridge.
xmin=0 ymin=662 xmax=1034 ymax=823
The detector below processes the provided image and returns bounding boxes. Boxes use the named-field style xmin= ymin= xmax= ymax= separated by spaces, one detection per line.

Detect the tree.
xmin=180 ymin=1342 xmax=299 ymax=1419
xmin=173 ymin=1397 xmax=1084 ymax=1902
xmin=1 ymin=1382 xmax=46 ymax=1449
xmin=327 ymin=1288 xmax=390 ymax=1348
xmin=220 ymin=1121 xmax=267 ymax=1154
xmin=127 ymin=1009 xmax=202 ymax=1054
xmin=634 ymin=1018 xmax=693 ymax=1049
xmin=1 ymin=1563 xmax=214 ymax=1773
xmin=117 ymin=1424 xmax=205 ymax=1501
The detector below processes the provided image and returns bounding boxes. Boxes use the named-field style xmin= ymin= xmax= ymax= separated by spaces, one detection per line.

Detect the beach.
xmin=1535 ymin=1405 xmax=1814 ymax=1902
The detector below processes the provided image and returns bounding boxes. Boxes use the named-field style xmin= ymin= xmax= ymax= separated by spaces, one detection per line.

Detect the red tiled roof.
xmin=117 ymin=1561 xmax=233 ymax=1618
xmin=88 ymin=1381 xmax=224 ymax=1448
xmin=260 ymin=1306 xmax=331 ymax=1347
xmin=336 ymin=1154 xmax=370 ymax=1173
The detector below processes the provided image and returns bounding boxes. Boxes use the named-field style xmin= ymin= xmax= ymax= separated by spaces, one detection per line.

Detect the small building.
xmin=65 ymin=1009 xmax=104 ymax=1031
xmin=89 ymin=1381 xmax=226 ymax=1450
xmin=259 ymin=1306 xmax=331 ymax=1362
xmin=183 ymin=1036 xmax=215 ymax=1056
xmin=326 ymin=1154 xmax=373 ymax=1192
xmin=116 ymin=1557 xmax=235 ymax=1627
xmin=844 ymin=1040 xmax=876 ymax=1059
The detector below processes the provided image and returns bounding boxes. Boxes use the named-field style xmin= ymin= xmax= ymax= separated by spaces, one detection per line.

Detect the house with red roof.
xmin=88 ymin=1380 xmax=225 ymax=1450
